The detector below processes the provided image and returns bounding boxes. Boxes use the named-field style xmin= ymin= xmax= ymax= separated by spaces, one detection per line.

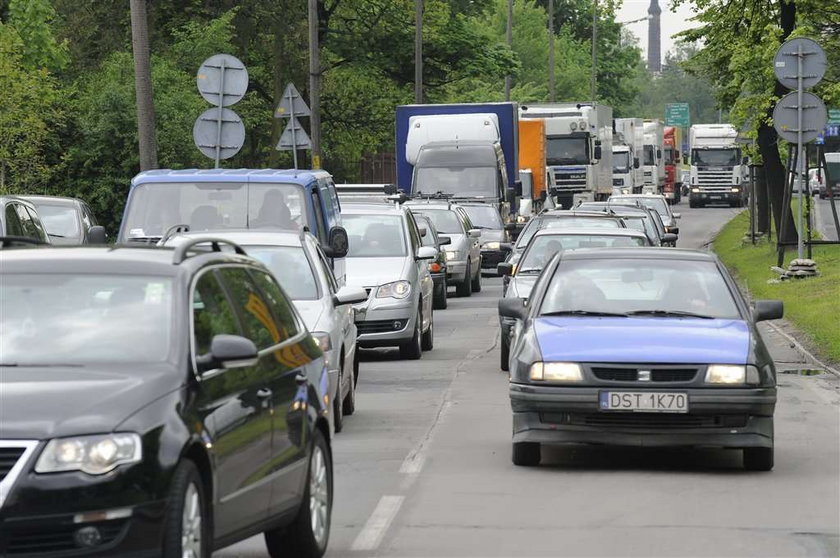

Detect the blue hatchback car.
xmin=499 ymin=248 xmax=783 ymax=471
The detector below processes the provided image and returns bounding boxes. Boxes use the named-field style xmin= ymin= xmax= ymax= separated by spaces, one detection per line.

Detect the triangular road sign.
xmin=274 ymin=83 xmax=311 ymax=118
xmin=276 ymin=116 xmax=312 ymax=150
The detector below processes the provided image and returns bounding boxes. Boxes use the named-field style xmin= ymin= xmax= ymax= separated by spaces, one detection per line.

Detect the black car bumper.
xmin=510 ymin=384 xmax=775 ymax=449
xmin=431 ymin=271 xmax=446 ymax=287
xmin=481 ymin=250 xmax=508 ymax=272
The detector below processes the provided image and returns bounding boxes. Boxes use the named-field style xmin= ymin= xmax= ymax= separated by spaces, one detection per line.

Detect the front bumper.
xmin=481 ymin=250 xmax=508 ymax=272
xmin=354 ymin=298 xmax=417 ymax=348
xmin=690 ymin=191 xmax=742 ymax=203
xmin=510 ymin=383 xmax=776 ymax=449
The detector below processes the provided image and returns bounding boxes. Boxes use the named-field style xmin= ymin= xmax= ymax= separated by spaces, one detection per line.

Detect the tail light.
xmin=429 ymin=262 xmax=442 ymax=273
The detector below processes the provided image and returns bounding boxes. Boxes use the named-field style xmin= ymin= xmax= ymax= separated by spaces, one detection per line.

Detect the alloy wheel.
xmin=309 ymin=446 xmax=330 ymax=547
xmin=181 ymin=482 xmax=202 ymax=558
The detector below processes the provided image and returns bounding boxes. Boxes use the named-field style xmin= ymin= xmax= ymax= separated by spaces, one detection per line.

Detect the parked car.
xmin=807 ymin=168 xmax=822 ymax=196
xmin=820 ymin=153 xmax=840 ymax=199
xmin=497 ymin=228 xmax=651 ymax=370
xmin=342 ymin=202 xmax=436 ymax=359
xmin=406 ymin=199 xmax=482 ymax=297
xmin=459 ymin=202 xmax=515 ymax=275
xmin=414 ymin=213 xmax=451 ymax=309
xmin=1 ymin=195 xmax=50 ymax=244
xmin=609 ymin=194 xmax=681 ymax=237
xmin=164 ymin=230 xmax=368 ymax=434
xmin=21 ymin=195 xmax=105 ymax=245
xmin=499 ymin=247 xmax=783 ymax=470
xmin=0 ymin=239 xmax=335 ymax=557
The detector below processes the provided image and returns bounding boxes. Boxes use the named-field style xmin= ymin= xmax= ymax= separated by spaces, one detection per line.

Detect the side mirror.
xmin=416 ymin=246 xmax=437 ymax=260
xmin=498 ymin=297 xmax=527 ymax=320
xmin=634 ymin=157 xmax=640 ymax=169
xmin=500 ymin=242 xmax=513 ymax=252
xmin=324 ymin=226 xmax=349 ymax=258
xmin=593 ymin=146 xmax=602 ymax=160
xmin=742 ymin=156 xmax=749 ymax=165
xmin=673 ymin=213 xmax=681 ymax=219
xmin=661 ymin=233 xmax=678 ymax=245
xmin=333 ymin=286 xmax=368 ymax=306
xmin=87 ymin=225 xmax=107 ymax=245
xmin=438 ymin=235 xmax=451 ymax=246
xmin=506 ymin=187 xmax=516 ymax=204
xmin=675 ymin=150 xmax=680 ymax=159
xmin=669 ymin=227 xmax=680 ymax=235
xmin=497 ymin=262 xmax=514 ymax=276
xmin=504 ymin=223 xmax=518 ymax=231
xmin=656 ymin=148 xmax=662 ymax=159
xmin=469 ymin=229 xmax=482 ymax=238
xmin=514 ymin=180 xmax=523 ymax=196
xmin=196 ymin=334 xmax=258 ymax=373
xmin=753 ymin=299 xmax=784 ymax=322
xmin=419 ymin=226 xmax=428 ymax=238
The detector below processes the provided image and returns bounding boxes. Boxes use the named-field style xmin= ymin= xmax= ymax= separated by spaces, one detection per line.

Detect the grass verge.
xmin=713 ymin=211 xmax=840 ymax=363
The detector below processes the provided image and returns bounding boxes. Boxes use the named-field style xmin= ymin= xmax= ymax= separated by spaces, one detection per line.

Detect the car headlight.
xmin=376 ymin=280 xmax=411 ymax=299
xmin=35 ymin=433 xmax=142 ymax=475
xmin=731 ymin=187 xmax=740 ymax=192
xmin=483 ymin=241 xmax=501 ymax=250
xmin=704 ymin=364 xmax=755 ymax=385
xmin=444 ymin=250 xmax=460 ymax=261
xmin=529 ymin=362 xmax=583 ymax=383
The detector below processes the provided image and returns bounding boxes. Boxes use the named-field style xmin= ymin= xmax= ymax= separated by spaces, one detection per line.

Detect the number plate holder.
xmin=599 ymin=391 xmax=689 ymax=413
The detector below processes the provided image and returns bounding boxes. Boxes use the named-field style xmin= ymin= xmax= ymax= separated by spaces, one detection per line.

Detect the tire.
xmin=512 ymin=442 xmax=541 ymax=466
xmin=162 ymin=460 xmax=209 ymax=558
xmin=332 ymin=368 xmax=344 ymax=434
xmin=421 ymin=308 xmax=434 ymax=351
xmin=689 ymin=199 xmax=699 ymax=209
xmin=743 ymin=447 xmax=774 ymax=471
xmin=500 ymin=333 xmax=510 ymax=372
xmin=433 ymin=278 xmax=448 ymax=309
xmin=471 ymin=259 xmax=482 ymax=293
xmin=342 ymin=362 xmax=356 ymax=416
xmin=265 ymin=429 xmax=332 ymax=558
xmin=353 ymin=347 xmax=360 ymax=384
xmin=456 ymin=260 xmax=473 ymax=297
xmin=399 ymin=310 xmax=422 ymax=360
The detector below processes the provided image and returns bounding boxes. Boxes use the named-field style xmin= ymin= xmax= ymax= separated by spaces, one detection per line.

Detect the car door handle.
xmin=295 ymin=373 xmax=308 ymax=386
xmin=256 ymin=388 xmax=273 ymax=399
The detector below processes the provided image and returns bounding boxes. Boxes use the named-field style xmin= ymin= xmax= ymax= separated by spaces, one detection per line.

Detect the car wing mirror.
xmin=468 ymin=229 xmax=482 ymax=238
xmin=661 ymin=233 xmax=678 ymax=245
xmin=87 ymin=225 xmax=107 ymax=245
xmin=416 ymin=246 xmax=437 ymax=260
xmin=497 ymin=262 xmax=514 ymax=276
xmin=438 ymin=235 xmax=451 ymax=246
xmin=333 ymin=286 xmax=368 ymax=306
xmin=324 ymin=226 xmax=348 ymax=258
xmin=498 ymin=297 xmax=527 ymax=320
xmin=673 ymin=212 xmax=681 ymax=219
xmin=753 ymin=299 xmax=783 ymax=322
xmin=198 ymin=334 xmax=258 ymax=373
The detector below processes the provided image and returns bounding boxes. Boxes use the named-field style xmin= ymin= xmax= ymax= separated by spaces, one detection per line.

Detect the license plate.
xmin=599 ymin=391 xmax=688 ymax=413
xmin=709 ymin=195 xmax=722 ymax=200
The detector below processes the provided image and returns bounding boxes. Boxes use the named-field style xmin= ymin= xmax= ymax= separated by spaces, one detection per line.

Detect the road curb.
xmin=766 ymin=320 xmax=840 ymax=378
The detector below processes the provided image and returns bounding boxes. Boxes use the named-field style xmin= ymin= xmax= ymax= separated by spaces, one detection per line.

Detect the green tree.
xmin=7 ymin=0 xmax=68 ymax=72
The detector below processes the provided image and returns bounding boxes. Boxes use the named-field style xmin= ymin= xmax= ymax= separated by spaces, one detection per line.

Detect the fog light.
xmin=74 ymin=526 xmax=102 ymax=547
xmin=393 ymin=320 xmax=403 ymax=330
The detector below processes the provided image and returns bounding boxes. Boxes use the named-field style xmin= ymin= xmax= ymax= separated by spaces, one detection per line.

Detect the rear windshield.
xmin=519 ymin=234 xmax=647 ymax=273
xmin=244 ymin=246 xmax=320 ymax=300
xmin=463 ymin=205 xmax=503 ymax=229
xmin=35 ymin=204 xmax=80 ymax=239
xmin=612 ymin=196 xmax=669 ymax=217
xmin=516 ymin=216 xmax=621 ymax=248
xmin=343 ymin=214 xmax=407 ymax=257
xmin=413 ymin=209 xmax=463 ymax=235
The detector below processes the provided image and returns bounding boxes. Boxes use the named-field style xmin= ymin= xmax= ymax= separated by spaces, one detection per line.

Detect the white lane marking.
xmin=398 ymin=453 xmax=426 ymax=475
xmin=350 ymin=495 xmax=404 ymax=552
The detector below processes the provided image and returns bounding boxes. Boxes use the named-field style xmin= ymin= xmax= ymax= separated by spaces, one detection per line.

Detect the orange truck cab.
xmin=663 ymin=126 xmax=681 ymax=204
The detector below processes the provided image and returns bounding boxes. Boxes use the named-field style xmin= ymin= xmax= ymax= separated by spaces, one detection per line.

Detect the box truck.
xmin=642 ymin=120 xmax=665 ymax=194
xmin=612 ymin=118 xmax=644 ymax=194
xmin=688 ymin=124 xmax=748 ymax=207
xmin=663 ymin=126 xmax=681 ymax=203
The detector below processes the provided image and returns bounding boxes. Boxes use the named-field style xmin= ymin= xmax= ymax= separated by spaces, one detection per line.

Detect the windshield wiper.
xmin=516 ymin=268 xmax=543 ymax=274
xmin=48 ymin=233 xmax=67 ymax=238
xmin=0 ymin=363 xmax=84 ymax=367
xmin=626 ymin=310 xmax=716 ymax=319
xmin=541 ymin=310 xmax=629 ymax=317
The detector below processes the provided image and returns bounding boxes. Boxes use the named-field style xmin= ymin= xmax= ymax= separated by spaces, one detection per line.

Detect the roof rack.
xmin=335 ymin=183 xmax=407 ymax=204
xmin=412 ymin=191 xmax=454 ymax=200
xmin=172 ymin=237 xmax=248 ymax=265
xmin=0 ymin=236 xmax=48 ymax=249
xmin=159 ymin=223 xmax=191 ymax=246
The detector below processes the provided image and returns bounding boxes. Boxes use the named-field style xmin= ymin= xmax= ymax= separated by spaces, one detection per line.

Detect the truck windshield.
xmin=546 ymin=137 xmax=589 ymax=165
xmin=692 ymin=148 xmax=740 ymax=167
xmin=664 ymin=147 xmax=675 ymax=163
xmin=643 ymin=145 xmax=655 ymax=166
xmin=612 ymin=151 xmax=631 ymax=173
xmin=122 ymin=182 xmax=308 ymax=241
xmin=414 ymin=166 xmax=497 ymax=198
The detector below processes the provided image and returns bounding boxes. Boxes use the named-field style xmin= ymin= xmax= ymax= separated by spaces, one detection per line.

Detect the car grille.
xmin=6 ymin=520 xmax=128 ymax=555
xmin=357 ymin=319 xmax=407 ymax=335
xmin=0 ymin=447 xmax=26 ymax=482
xmin=541 ymin=413 xmax=748 ymax=429
xmin=590 ymin=366 xmax=698 ymax=383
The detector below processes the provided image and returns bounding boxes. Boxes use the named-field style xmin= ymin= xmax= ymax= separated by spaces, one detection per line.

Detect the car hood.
xmin=293 ymin=299 xmax=325 ymax=332
xmin=345 ymin=257 xmax=409 ymax=288
xmin=0 ymin=365 xmax=181 ymax=439
xmin=534 ymin=317 xmax=750 ymax=364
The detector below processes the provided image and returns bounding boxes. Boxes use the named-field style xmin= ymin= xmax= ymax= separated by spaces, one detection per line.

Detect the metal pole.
xmin=590 ymin=0 xmax=597 ymax=101
xmin=214 ymin=58 xmax=226 ymax=168
xmin=308 ymin=0 xmax=321 ymax=168
xmin=415 ymin=0 xmax=423 ymax=103
xmin=796 ymin=41 xmax=804 ymax=261
xmin=504 ymin=0 xmax=513 ymax=101
xmin=750 ymin=164 xmax=756 ymax=244
xmin=289 ymin=91 xmax=298 ymax=169
xmin=548 ymin=0 xmax=555 ymax=102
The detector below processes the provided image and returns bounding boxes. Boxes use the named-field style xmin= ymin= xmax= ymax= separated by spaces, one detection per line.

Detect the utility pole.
xmin=415 ymin=0 xmax=423 ymax=103
xmin=129 ymin=0 xmax=158 ymax=170
xmin=590 ymin=0 xmax=597 ymax=101
xmin=548 ymin=0 xmax=555 ymax=102
xmin=308 ymin=0 xmax=321 ymax=168
xmin=504 ymin=0 xmax=513 ymax=101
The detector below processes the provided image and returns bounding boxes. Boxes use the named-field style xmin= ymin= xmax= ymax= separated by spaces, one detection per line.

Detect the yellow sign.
xmin=312 ymin=155 xmax=321 ymax=170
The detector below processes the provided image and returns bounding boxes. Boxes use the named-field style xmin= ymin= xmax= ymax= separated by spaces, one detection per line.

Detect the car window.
xmin=406 ymin=212 xmax=421 ymax=253
xmin=343 ymin=214 xmax=408 ymax=257
xmin=217 ymin=267 xmax=285 ymax=350
xmin=35 ymin=204 xmax=81 ymax=239
xmin=412 ymin=208 xmax=463 ymax=234
xmin=417 ymin=217 xmax=437 ymax=248
xmin=250 ymin=269 xmax=302 ymax=342
xmin=15 ymin=204 xmax=42 ymax=240
xmin=244 ymin=245 xmax=320 ymax=300
xmin=310 ymin=188 xmax=328 ymax=242
xmin=315 ymin=244 xmax=340 ymax=294
xmin=4 ymin=203 xmax=24 ymax=236
xmin=520 ymin=234 xmax=646 ymax=272
xmin=193 ymin=270 xmax=242 ymax=357
xmin=24 ymin=207 xmax=49 ymax=242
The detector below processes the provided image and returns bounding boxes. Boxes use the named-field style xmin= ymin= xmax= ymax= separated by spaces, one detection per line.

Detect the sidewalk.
xmin=760 ymin=321 xmax=839 ymax=377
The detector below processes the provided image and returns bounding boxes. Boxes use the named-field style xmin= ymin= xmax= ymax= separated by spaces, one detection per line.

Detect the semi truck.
xmin=688 ymin=124 xmax=748 ymax=208
xmin=395 ymin=103 xmax=519 ymax=220
xmin=663 ymin=126 xmax=681 ymax=203
xmin=518 ymin=118 xmax=548 ymax=208
xmin=642 ymin=120 xmax=665 ymax=194
xmin=612 ymin=118 xmax=644 ymax=194
xmin=519 ymin=102 xmax=613 ymax=207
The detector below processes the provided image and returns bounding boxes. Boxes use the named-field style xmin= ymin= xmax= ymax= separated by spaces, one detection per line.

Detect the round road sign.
xmin=772 ymin=91 xmax=827 ymax=144
xmin=196 ymin=54 xmax=249 ymax=107
xmin=192 ymin=107 xmax=245 ymax=160
xmin=773 ymin=38 xmax=827 ymax=90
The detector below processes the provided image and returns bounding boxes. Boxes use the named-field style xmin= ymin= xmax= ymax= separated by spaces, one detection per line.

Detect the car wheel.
xmin=342 ymin=363 xmax=356 ymax=416
xmin=456 ymin=260 xmax=473 ymax=297
xmin=433 ymin=277 xmax=448 ymax=309
xmin=353 ymin=347 xmax=360 ymax=384
xmin=743 ymin=446 xmax=774 ymax=471
xmin=421 ymin=308 xmax=434 ymax=351
xmin=399 ymin=309 xmax=422 ymax=360
xmin=471 ymin=259 xmax=482 ymax=293
xmin=512 ymin=442 xmax=540 ymax=466
xmin=162 ymin=460 xmax=208 ymax=558
xmin=265 ymin=428 xmax=332 ymax=558
xmin=332 ymin=369 xmax=344 ymax=434
xmin=500 ymin=333 xmax=510 ymax=372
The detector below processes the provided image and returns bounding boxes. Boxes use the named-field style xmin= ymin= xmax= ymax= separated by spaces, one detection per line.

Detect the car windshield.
xmin=0 ymin=274 xmax=173 ymax=365
xmin=414 ymin=166 xmax=497 ymax=197
xmin=343 ymin=214 xmax=407 ymax=257
xmin=616 ymin=214 xmax=657 ymax=241
xmin=243 ymin=246 xmax=319 ymax=300
xmin=539 ymin=259 xmax=740 ymax=319
xmin=612 ymin=196 xmax=669 ymax=217
xmin=692 ymin=148 xmax=740 ymax=167
xmin=643 ymin=145 xmax=655 ymax=166
xmin=612 ymin=151 xmax=631 ymax=173
xmin=34 ymin=204 xmax=80 ymax=239
xmin=519 ymin=234 xmax=646 ymax=273
xmin=546 ymin=136 xmax=589 ymax=165
xmin=463 ymin=205 xmax=503 ymax=229
xmin=413 ymin=209 xmax=463 ymax=234
xmin=122 ymin=182 xmax=308 ymax=240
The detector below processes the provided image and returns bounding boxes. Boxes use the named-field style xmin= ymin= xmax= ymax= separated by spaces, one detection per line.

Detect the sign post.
xmin=275 ymin=83 xmax=312 ymax=169
xmin=193 ymin=54 xmax=248 ymax=167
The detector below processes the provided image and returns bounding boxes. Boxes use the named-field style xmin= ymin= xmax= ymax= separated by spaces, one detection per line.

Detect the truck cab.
xmin=688 ymin=124 xmax=747 ymax=208
xmin=642 ymin=120 xmax=665 ymax=195
xmin=663 ymin=126 xmax=681 ymax=203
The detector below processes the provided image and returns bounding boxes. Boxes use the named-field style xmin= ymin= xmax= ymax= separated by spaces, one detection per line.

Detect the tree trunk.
xmin=129 ymin=0 xmax=158 ymax=171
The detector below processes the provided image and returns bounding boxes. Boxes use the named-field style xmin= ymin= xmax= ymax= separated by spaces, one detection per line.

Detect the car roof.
xmin=541 ymin=210 xmax=622 ymax=218
xmin=165 ymin=229 xmax=305 ymax=249
xmin=533 ymin=228 xmax=646 ymax=238
xmin=610 ymin=194 xmax=667 ymax=200
xmin=559 ymin=247 xmax=717 ymax=261
xmin=341 ymin=202 xmax=407 ymax=215
xmin=19 ymin=195 xmax=81 ymax=207
xmin=131 ymin=168 xmax=332 ymax=187
xmin=405 ymin=201 xmax=457 ymax=210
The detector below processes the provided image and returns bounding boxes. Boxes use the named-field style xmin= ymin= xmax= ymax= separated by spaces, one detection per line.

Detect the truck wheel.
xmin=689 ymin=198 xmax=699 ymax=209
xmin=456 ymin=261 xmax=473 ymax=297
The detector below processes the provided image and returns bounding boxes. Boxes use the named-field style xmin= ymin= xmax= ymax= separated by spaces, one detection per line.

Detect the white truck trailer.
xmin=688 ymin=124 xmax=748 ymax=208
xmin=612 ymin=118 xmax=644 ymax=194
xmin=519 ymin=102 xmax=613 ymax=207
xmin=642 ymin=120 xmax=665 ymax=194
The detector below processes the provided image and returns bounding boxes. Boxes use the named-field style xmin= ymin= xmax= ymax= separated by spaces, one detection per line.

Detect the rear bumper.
xmin=481 ymin=250 xmax=507 ymax=272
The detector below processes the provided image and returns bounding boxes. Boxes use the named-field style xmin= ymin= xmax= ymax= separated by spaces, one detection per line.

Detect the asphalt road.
xmin=217 ymin=202 xmax=840 ymax=557
xmin=814 ymin=197 xmax=840 ymax=241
